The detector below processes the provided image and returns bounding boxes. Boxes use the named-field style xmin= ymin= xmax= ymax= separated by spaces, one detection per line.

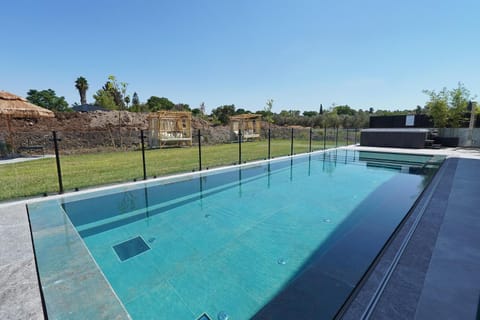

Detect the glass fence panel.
xmin=293 ymin=128 xmax=310 ymax=155
xmin=58 ymin=129 xmax=144 ymax=192
xmin=241 ymin=132 xmax=269 ymax=163
xmin=0 ymin=124 xmax=363 ymax=202
xmin=269 ymin=127 xmax=292 ymax=158
xmin=0 ymin=131 xmax=58 ymax=201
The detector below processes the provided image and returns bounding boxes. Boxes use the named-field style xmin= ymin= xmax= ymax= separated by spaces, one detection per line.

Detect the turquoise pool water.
xmin=28 ymin=150 xmax=444 ymax=319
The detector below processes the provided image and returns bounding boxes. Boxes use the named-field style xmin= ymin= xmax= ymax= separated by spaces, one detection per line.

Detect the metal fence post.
xmin=140 ymin=130 xmax=147 ymax=180
xmin=290 ymin=128 xmax=294 ymax=156
xmin=335 ymin=126 xmax=339 ymax=148
xmin=268 ymin=128 xmax=271 ymax=159
xmin=354 ymin=128 xmax=357 ymax=145
xmin=238 ymin=129 xmax=242 ymax=164
xmin=309 ymin=127 xmax=312 ymax=152
xmin=197 ymin=129 xmax=202 ymax=171
xmin=346 ymin=128 xmax=349 ymax=146
xmin=323 ymin=125 xmax=327 ymax=150
xmin=52 ymin=131 xmax=63 ymax=194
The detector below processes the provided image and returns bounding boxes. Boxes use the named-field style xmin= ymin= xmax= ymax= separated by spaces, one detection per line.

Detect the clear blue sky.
xmin=1 ymin=0 xmax=479 ymax=113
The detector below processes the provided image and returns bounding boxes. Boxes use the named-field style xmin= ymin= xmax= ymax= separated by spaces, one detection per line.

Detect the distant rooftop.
xmin=72 ymin=104 xmax=107 ymax=112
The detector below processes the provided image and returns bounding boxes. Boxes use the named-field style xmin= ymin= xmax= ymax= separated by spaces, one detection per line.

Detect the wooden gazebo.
xmin=230 ymin=114 xmax=262 ymax=140
xmin=147 ymin=111 xmax=192 ymax=147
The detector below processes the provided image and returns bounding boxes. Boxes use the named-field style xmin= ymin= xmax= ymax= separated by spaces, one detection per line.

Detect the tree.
xmin=93 ymin=89 xmax=117 ymax=110
xmin=146 ymin=96 xmax=175 ymax=111
xmin=26 ymin=89 xmax=69 ymax=111
xmin=264 ymin=99 xmax=274 ymax=127
xmin=191 ymin=108 xmax=201 ymax=116
xmin=423 ymin=83 xmax=475 ymax=127
xmin=423 ymin=88 xmax=449 ymax=127
xmin=303 ymin=111 xmax=318 ymax=117
xmin=448 ymin=82 xmax=471 ymax=127
xmin=93 ymin=75 xmax=128 ymax=110
xmin=74 ymin=76 xmax=89 ymax=105
xmin=319 ymin=104 xmax=324 ymax=115
xmin=334 ymin=105 xmax=356 ymax=116
xmin=235 ymin=108 xmax=251 ymax=115
xmin=132 ymin=92 xmax=140 ymax=108
xmin=211 ymin=104 xmax=235 ymax=125
xmin=173 ymin=103 xmax=191 ymax=111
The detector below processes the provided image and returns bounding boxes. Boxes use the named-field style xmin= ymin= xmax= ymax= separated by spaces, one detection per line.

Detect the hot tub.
xmin=360 ymin=128 xmax=430 ymax=148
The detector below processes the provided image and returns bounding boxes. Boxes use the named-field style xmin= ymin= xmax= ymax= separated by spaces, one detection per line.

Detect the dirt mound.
xmin=0 ymin=111 xmax=235 ymax=154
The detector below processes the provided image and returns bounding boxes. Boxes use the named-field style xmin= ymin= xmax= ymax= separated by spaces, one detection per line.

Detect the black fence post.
xmin=323 ymin=125 xmax=327 ymax=150
xmin=354 ymin=128 xmax=357 ymax=145
xmin=346 ymin=128 xmax=349 ymax=146
xmin=197 ymin=129 xmax=202 ymax=171
xmin=140 ymin=130 xmax=147 ymax=180
xmin=52 ymin=131 xmax=63 ymax=194
xmin=268 ymin=128 xmax=271 ymax=159
xmin=290 ymin=128 xmax=294 ymax=156
xmin=238 ymin=129 xmax=242 ymax=164
xmin=335 ymin=126 xmax=339 ymax=148
xmin=309 ymin=127 xmax=312 ymax=152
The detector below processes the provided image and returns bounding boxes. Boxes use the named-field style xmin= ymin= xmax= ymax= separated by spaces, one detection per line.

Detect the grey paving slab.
xmin=415 ymin=159 xmax=480 ymax=320
xmin=0 ymin=204 xmax=44 ymax=320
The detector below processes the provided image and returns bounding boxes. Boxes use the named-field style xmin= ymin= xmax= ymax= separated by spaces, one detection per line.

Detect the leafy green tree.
xmin=93 ymin=75 xmax=129 ymax=110
xmin=235 ymin=108 xmax=251 ymax=115
xmin=75 ymin=76 xmax=89 ymax=105
xmin=93 ymin=89 xmax=117 ymax=110
xmin=146 ymin=96 xmax=175 ymax=111
xmin=26 ymin=89 xmax=69 ymax=111
xmin=211 ymin=104 xmax=235 ymax=125
xmin=334 ymin=105 xmax=356 ymax=116
xmin=423 ymin=88 xmax=449 ymax=127
xmin=132 ymin=92 xmax=140 ymax=108
xmin=106 ymin=75 xmax=127 ymax=109
xmin=303 ymin=111 xmax=318 ymax=117
xmin=423 ymin=83 xmax=475 ymax=127
xmin=173 ymin=103 xmax=191 ymax=111
xmin=192 ymin=108 xmax=201 ymax=116
xmin=448 ymin=82 xmax=471 ymax=127
xmin=264 ymin=99 xmax=274 ymax=127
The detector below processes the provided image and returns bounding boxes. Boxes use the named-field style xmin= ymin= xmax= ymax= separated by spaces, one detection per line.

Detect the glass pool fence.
xmin=0 ymin=127 xmax=361 ymax=201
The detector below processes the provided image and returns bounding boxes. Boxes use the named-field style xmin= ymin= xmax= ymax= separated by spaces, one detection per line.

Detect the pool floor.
xmin=26 ymin=150 xmax=444 ymax=319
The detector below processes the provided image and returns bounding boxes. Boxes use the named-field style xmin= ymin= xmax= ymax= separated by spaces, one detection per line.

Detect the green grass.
xmin=0 ymin=139 xmax=342 ymax=201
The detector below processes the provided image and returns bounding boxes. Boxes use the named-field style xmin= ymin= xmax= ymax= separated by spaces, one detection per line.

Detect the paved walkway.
xmin=0 ymin=204 xmax=43 ymax=319
xmin=341 ymin=151 xmax=480 ymax=319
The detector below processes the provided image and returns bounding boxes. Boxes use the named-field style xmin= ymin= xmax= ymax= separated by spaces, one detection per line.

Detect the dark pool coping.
xmin=340 ymin=157 xmax=480 ymax=320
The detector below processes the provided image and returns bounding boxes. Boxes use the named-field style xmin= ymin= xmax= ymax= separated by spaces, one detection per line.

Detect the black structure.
xmin=360 ymin=128 xmax=429 ymax=148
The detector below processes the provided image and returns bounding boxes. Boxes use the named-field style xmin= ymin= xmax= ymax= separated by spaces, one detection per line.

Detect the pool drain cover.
xmin=197 ymin=313 xmax=211 ymax=320
xmin=113 ymin=236 xmax=150 ymax=261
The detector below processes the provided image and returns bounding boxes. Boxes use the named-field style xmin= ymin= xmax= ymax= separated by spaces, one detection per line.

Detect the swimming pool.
xmin=28 ymin=149 xmax=444 ymax=319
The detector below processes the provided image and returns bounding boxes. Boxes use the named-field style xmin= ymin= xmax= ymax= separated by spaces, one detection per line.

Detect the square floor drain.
xmin=113 ymin=236 xmax=150 ymax=261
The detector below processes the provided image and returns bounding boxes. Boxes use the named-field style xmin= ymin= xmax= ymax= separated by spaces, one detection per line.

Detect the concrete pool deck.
xmin=1 ymin=146 xmax=479 ymax=319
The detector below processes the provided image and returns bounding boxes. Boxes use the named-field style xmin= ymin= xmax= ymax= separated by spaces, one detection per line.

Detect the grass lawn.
xmin=0 ymin=139 xmax=342 ymax=201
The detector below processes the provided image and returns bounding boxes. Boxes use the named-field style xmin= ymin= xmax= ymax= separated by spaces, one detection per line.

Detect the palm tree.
xmin=75 ymin=76 xmax=89 ymax=105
